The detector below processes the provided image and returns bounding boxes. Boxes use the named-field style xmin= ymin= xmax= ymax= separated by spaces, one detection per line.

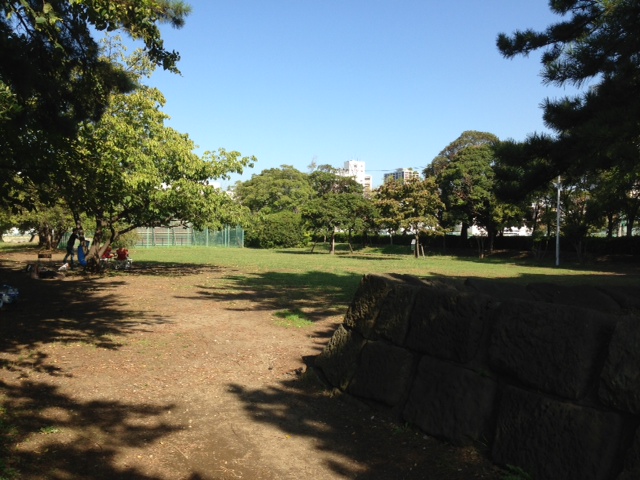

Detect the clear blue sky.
xmin=141 ymin=1 xmax=579 ymax=188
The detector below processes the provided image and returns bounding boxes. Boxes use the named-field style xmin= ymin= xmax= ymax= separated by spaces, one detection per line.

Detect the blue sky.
xmin=141 ymin=1 xmax=580 ymax=188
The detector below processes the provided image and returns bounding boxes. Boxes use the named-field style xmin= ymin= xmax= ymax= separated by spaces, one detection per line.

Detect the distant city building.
xmin=383 ymin=168 xmax=421 ymax=183
xmin=337 ymin=160 xmax=373 ymax=194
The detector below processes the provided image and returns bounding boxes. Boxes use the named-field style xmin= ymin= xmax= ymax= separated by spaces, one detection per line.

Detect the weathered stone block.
xmin=492 ymin=386 xmax=625 ymax=480
xmin=343 ymin=275 xmax=394 ymax=338
xmin=405 ymin=287 xmax=491 ymax=364
xmin=346 ymin=340 xmax=415 ymax=406
xmin=464 ymin=278 xmax=533 ymax=303
xmin=403 ymin=356 xmax=498 ymax=446
xmin=489 ymin=300 xmax=616 ymax=399
xmin=372 ymin=281 xmax=419 ymax=345
xmin=616 ymin=425 xmax=640 ymax=480
xmin=598 ymin=285 xmax=640 ymax=314
xmin=599 ymin=316 xmax=640 ymax=413
xmin=528 ymin=282 xmax=621 ymax=313
xmin=314 ymin=325 xmax=365 ymax=390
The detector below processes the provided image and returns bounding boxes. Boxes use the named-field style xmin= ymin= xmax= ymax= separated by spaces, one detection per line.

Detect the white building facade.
xmin=338 ymin=160 xmax=373 ymax=194
xmin=383 ymin=168 xmax=421 ymax=183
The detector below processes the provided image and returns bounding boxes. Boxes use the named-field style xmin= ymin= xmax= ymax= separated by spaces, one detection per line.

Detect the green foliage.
xmin=497 ymin=0 xmax=640 ymax=183
xmin=0 ymin=0 xmax=190 ymax=208
xmin=108 ymin=230 xmax=140 ymax=249
xmin=308 ymin=165 xmax=363 ymax=196
xmin=48 ymin=44 xmax=255 ymax=268
xmin=234 ymin=166 xmax=314 ymax=214
xmin=374 ymin=176 xmax=443 ymax=256
xmin=245 ymin=211 xmax=308 ymax=249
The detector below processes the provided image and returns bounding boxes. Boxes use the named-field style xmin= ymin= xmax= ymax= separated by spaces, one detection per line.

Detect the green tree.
xmin=438 ymin=143 xmax=523 ymax=256
xmin=559 ymin=175 xmax=606 ymax=262
xmin=308 ymin=165 xmax=363 ymax=196
xmin=245 ymin=211 xmax=307 ymax=249
xmin=424 ymin=131 xmax=500 ymax=242
xmin=302 ymin=167 xmax=366 ymax=254
xmin=233 ymin=165 xmax=315 ymax=248
xmin=53 ymin=51 xmax=254 ymax=268
xmin=0 ymin=0 xmax=190 ymax=208
xmin=374 ymin=177 xmax=443 ymax=258
xmin=497 ymin=0 xmax=640 ymax=181
xmin=234 ymin=166 xmax=314 ymax=214
xmin=301 ymin=194 xmax=344 ymax=254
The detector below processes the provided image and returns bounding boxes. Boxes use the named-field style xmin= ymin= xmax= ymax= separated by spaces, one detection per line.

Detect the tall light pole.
xmin=555 ymin=175 xmax=561 ymax=267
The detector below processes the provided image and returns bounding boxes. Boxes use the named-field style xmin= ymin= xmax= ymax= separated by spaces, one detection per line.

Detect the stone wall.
xmin=314 ymin=274 xmax=640 ymax=480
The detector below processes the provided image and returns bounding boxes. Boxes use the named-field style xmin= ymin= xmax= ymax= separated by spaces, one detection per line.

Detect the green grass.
xmin=274 ymin=310 xmax=314 ymax=328
xmin=128 ymin=244 xmax=640 ymax=289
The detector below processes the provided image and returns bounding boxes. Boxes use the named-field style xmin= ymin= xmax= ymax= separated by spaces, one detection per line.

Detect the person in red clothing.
xmin=115 ymin=247 xmax=132 ymax=270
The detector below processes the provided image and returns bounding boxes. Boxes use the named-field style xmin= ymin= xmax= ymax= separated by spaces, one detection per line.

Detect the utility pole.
xmin=555 ymin=175 xmax=561 ymax=267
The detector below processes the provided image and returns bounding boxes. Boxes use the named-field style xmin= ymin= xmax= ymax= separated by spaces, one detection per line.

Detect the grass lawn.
xmin=127 ymin=243 xmax=640 ymax=303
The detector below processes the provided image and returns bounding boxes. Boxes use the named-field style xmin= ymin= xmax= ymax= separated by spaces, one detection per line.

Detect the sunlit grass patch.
xmin=274 ymin=310 xmax=314 ymax=328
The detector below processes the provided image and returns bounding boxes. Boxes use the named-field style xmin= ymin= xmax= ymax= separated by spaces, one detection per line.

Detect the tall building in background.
xmin=338 ymin=160 xmax=373 ymax=194
xmin=383 ymin=168 xmax=421 ymax=184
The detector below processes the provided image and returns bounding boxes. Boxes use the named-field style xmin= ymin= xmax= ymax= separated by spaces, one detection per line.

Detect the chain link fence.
xmin=136 ymin=226 xmax=244 ymax=247
xmin=59 ymin=226 xmax=244 ymax=248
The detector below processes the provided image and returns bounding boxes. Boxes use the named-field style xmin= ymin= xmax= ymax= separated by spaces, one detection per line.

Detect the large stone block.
xmin=403 ymin=356 xmax=498 ymax=446
xmin=492 ymin=386 xmax=625 ymax=480
xmin=599 ymin=316 xmax=640 ymax=414
xmin=598 ymin=285 xmax=640 ymax=314
xmin=464 ymin=278 xmax=533 ymax=303
xmin=616 ymin=425 xmax=640 ymax=480
xmin=314 ymin=325 xmax=365 ymax=390
xmin=404 ymin=287 xmax=491 ymax=364
xmin=527 ymin=282 xmax=621 ymax=314
xmin=371 ymin=280 xmax=419 ymax=345
xmin=343 ymin=274 xmax=394 ymax=338
xmin=346 ymin=340 xmax=416 ymax=406
xmin=489 ymin=300 xmax=616 ymax=399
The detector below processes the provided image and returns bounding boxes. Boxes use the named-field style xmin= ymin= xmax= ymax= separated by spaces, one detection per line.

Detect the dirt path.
xmin=0 ymin=251 xmax=503 ymax=479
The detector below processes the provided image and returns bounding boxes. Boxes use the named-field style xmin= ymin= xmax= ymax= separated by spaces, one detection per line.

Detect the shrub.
xmin=245 ymin=212 xmax=308 ymax=249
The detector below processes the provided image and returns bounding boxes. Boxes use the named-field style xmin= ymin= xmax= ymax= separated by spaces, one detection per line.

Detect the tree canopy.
xmin=374 ymin=177 xmax=443 ymax=257
xmin=233 ymin=165 xmax=314 ymax=214
xmin=0 ymin=0 xmax=190 ymax=208
xmin=68 ymin=80 xmax=253 ymax=262
xmin=496 ymin=0 xmax=640 ymax=184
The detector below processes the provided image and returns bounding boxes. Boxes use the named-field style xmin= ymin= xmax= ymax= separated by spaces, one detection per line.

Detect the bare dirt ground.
xmin=0 ymin=249 xmax=505 ymax=480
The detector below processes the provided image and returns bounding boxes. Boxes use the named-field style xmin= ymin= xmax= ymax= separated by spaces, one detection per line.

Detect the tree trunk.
xmin=330 ymin=232 xmax=336 ymax=254
xmin=476 ymin=236 xmax=485 ymax=259
xmin=627 ymin=217 xmax=636 ymax=237
xmin=38 ymin=224 xmax=54 ymax=250
xmin=460 ymin=222 xmax=468 ymax=242
xmin=488 ymin=229 xmax=496 ymax=254
xmin=606 ymin=213 xmax=615 ymax=239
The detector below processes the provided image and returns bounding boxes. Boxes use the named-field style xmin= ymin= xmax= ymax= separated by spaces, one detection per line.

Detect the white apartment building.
xmin=338 ymin=160 xmax=373 ymax=194
xmin=383 ymin=168 xmax=421 ymax=183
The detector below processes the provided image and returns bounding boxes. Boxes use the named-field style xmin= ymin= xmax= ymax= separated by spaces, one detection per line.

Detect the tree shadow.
xmin=225 ymin=374 xmax=503 ymax=480
xmin=0 ymin=260 xmax=182 ymax=479
xmin=185 ymin=270 xmax=364 ymax=323
xmin=0 ymin=379 xmax=178 ymax=479
xmin=0 ymin=262 xmax=169 ymax=360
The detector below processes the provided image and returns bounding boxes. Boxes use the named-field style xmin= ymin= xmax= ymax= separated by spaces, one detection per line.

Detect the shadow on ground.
xmin=184 ymin=269 xmax=363 ymax=323
xmin=0 ymin=380 xmax=178 ymax=479
xmin=225 ymin=373 xmax=503 ymax=480
xmin=0 ymin=260 xmax=178 ymax=479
